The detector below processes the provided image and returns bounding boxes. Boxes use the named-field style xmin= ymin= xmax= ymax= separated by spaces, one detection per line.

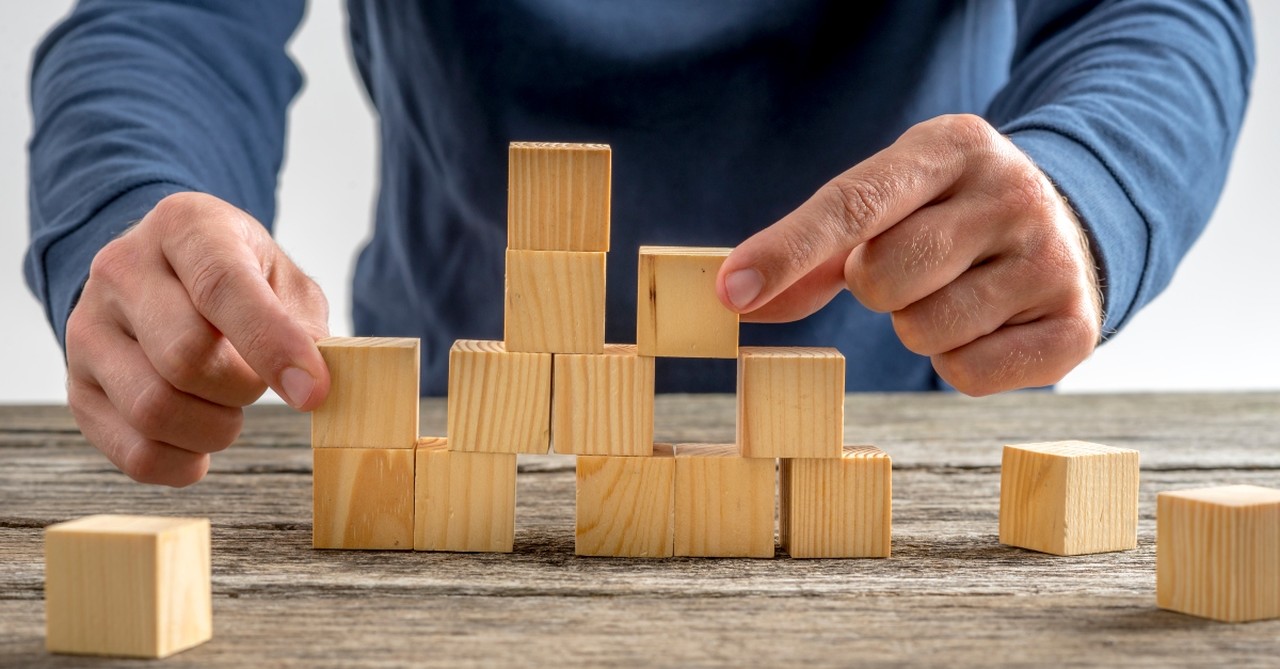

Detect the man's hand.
xmin=717 ymin=114 xmax=1102 ymax=395
xmin=65 ymin=192 xmax=331 ymax=486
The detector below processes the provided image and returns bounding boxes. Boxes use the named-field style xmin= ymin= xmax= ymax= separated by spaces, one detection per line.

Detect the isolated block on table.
xmin=780 ymin=445 xmax=892 ymax=558
xmin=45 ymin=515 xmax=211 ymax=659
xmin=736 ymin=347 xmax=844 ymax=459
xmin=998 ymin=441 xmax=1139 ymax=556
xmin=415 ymin=437 xmax=517 ymax=553
xmin=575 ymin=444 xmax=676 ymax=557
xmin=313 ymin=448 xmax=414 ymax=550
xmin=673 ymin=443 xmax=775 ymax=558
xmin=447 ymin=339 xmax=552 ymax=454
xmin=507 ymin=142 xmax=611 ymax=252
xmin=504 ymin=249 xmax=606 ymax=354
xmin=1157 ymin=485 xmax=1280 ymax=623
xmin=636 ymin=246 xmax=738 ymax=358
xmin=312 ymin=337 xmax=419 ymax=449
xmin=552 ymin=344 xmax=655 ymax=456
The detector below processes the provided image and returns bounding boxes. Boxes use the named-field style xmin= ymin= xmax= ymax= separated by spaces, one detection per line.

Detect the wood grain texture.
xmin=999 ymin=441 xmax=1139 ymax=556
xmin=311 ymin=337 xmax=419 ymax=449
xmin=1157 ymin=485 xmax=1280 ymax=622
xmin=312 ymin=449 xmax=414 ymax=550
xmin=636 ymin=246 xmax=738 ymax=358
xmin=447 ymin=339 xmax=552 ymax=454
xmin=504 ymin=249 xmax=606 ymax=354
xmin=44 ymin=515 xmax=211 ymax=658
xmin=737 ymin=347 xmax=844 ymax=459
xmin=673 ymin=443 xmax=775 ymax=558
xmin=552 ymin=344 xmax=654 ymax=456
xmin=507 ymin=142 xmax=611 ymax=252
xmin=780 ymin=445 xmax=891 ymax=558
xmin=575 ymin=444 xmax=675 ymax=557
xmin=415 ymin=438 xmax=517 ymax=553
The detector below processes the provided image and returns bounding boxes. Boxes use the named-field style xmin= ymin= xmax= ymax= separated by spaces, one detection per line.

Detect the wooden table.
xmin=2 ymin=393 xmax=1278 ymax=667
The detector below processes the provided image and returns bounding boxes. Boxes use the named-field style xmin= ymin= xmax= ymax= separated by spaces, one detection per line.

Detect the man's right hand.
xmin=65 ymin=192 xmax=331 ymax=487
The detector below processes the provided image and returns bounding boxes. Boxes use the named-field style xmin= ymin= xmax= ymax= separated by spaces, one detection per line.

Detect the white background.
xmin=2 ymin=2 xmax=1276 ymax=403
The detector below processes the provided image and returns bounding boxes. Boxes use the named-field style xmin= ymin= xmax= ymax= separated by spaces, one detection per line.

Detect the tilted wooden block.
xmin=576 ymin=444 xmax=676 ymax=558
xmin=312 ymin=337 xmax=419 ymax=449
xmin=673 ymin=444 xmax=775 ymax=558
xmin=504 ymin=249 xmax=606 ymax=354
xmin=45 ymin=515 xmax=211 ymax=658
xmin=552 ymin=344 xmax=654 ymax=456
xmin=507 ymin=142 xmax=611 ymax=252
xmin=313 ymin=448 xmax=414 ymax=550
xmin=780 ymin=445 xmax=892 ymax=558
xmin=415 ymin=437 xmax=517 ymax=553
xmin=999 ymin=441 xmax=1139 ymax=556
xmin=736 ymin=347 xmax=844 ymax=459
xmin=636 ymin=246 xmax=738 ymax=358
xmin=1157 ymin=485 xmax=1280 ymax=622
xmin=447 ymin=339 xmax=552 ymax=454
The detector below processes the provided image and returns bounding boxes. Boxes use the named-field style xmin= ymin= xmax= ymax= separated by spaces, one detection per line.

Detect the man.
xmin=26 ymin=1 xmax=1254 ymax=486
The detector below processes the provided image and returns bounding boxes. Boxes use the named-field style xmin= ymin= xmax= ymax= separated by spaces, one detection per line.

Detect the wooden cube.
xmin=313 ymin=448 xmax=414 ymax=550
xmin=674 ymin=444 xmax=775 ymax=558
xmin=1157 ymin=485 xmax=1280 ymax=622
xmin=312 ymin=337 xmax=419 ymax=449
xmin=636 ymin=246 xmax=738 ymax=358
xmin=999 ymin=441 xmax=1139 ymax=556
xmin=45 ymin=515 xmax=211 ymax=658
xmin=504 ymin=249 xmax=606 ymax=354
xmin=780 ymin=445 xmax=892 ymax=558
xmin=736 ymin=347 xmax=844 ymax=459
xmin=576 ymin=445 xmax=676 ymax=557
xmin=415 ymin=437 xmax=517 ymax=553
xmin=552 ymin=344 xmax=654 ymax=456
xmin=507 ymin=142 xmax=611 ymax=252
xmin=447 ymin=339 xmax=552 ymax=454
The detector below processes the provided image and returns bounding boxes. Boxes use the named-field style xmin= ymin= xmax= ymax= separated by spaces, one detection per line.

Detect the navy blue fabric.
xmin=27 ymin=1 xmax=1254 ymax=394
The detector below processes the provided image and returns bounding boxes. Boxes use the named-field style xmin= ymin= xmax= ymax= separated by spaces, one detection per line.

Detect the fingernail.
xmin=725 ymin=269 xmax=765 ymax=310
xmin=280 ymin=366 xmax=315 ymax=409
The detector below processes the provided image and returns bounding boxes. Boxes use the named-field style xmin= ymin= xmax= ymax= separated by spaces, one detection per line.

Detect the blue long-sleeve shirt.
xmin=26 ymin=0 xmax=1255 ymax=394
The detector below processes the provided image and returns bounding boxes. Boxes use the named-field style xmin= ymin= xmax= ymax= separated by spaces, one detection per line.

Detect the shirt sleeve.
xmin=24 ymin=0 xmax=306 ymax=349
xmin=986 ymin=0 xmax=1255 ymax=338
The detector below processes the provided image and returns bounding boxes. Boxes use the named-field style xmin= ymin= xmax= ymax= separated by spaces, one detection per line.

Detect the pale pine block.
xmin=313 ymin=448 xmax=414 ymax=550
xmin=504 ymin=249 xmax=606 ymax=354
xmin=736 ymin=347 xmax=844 ymax=459
xmin=636 ymin=246 xmax=738 ymax=358
xmin=507 ymin=142 xmax=611 ymax=252
xmin=1157 ymin=485 xmax=1280 ymax=622
xmin=311 ymin=337 xmax=419 ymax=449
xmin=998 ymin=441 xmax=1139 ymax=556
xmin=780 ymin=445 xmax=892 ymax=558
xmin=552 ymin=344 xmax=654 ymax=456
xmin=45 ymin=515 xmax=211 ymax=658
xmin=673 ymin=443 xmax=775 ymax=558
xmin=447 ymin=339 xmax=552 ymax=454
xmin=415 ymin=438 xmax=517 ymax=552
xmin=575 ymin=444 xmax=676 ymax=557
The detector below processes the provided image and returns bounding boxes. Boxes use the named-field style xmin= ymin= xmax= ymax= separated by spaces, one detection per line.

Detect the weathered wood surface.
xmin=2 ymin=393 xmax=1279 ymax=668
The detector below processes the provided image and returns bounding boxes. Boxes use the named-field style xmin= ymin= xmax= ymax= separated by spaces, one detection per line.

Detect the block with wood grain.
xmin=311 ymin=337 xmax=419 ymax=449
xmin=736 ymin=346 xmax=844 ymax=459
xmin=447 ymin=339 xmax=552 ymax=454
xmin=673 ymin=443 xmax=775 ymax=558
xmin=507 ymin=142 xmax=611 ymax=252
xmin=575 ymin=444 xmax=676 ymax=557
xmin=636 ymin=246 xmax=738 ymax=358
xmin=313 ymin=448 xmax=415 ymax=550
xmin=552 ymin=344 xmax=654 ymax=456
xmin=415 ymin=437 xmax=517 ymax=553
xmin=504 ymin=249 xmax=606 ymax=354
xmin=780 ymin=445 xmax=892 ymax=558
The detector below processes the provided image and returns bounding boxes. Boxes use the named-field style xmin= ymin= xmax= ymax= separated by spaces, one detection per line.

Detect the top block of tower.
xmin=312 ymin=337 xmax=420 ymax=449
xmin=508 ymin=142 xmax=611 ymax=252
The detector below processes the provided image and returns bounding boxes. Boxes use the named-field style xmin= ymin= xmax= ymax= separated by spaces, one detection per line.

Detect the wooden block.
xmin=998 ymin=441 xmax=1139 ymax=556
xmin=415 ymin=437 xmax=517 ymax=552
xmin=673 ymin=444 xmax=775 ymax=558
xmin=575 ymin=444 xmax=676 ymax=557
xmin=552 ymin=344 xmax=654 ymax=456
xmin=312 ymin=337 xmax=419 ymax=449
xmin=736 ymin=347 xmax=844 ymax=459
xmin=45 ymin=515 xmax=211 ymax=658
xmin=1157 ymin=485 xmax=1280 ymax=622
xmin=313 ymin=448 xmax=414 ymax=550
xmin=780 ymin=445 xmax=892 ymax=558
xmin=504 ymin=249 xmax=606 ymax=354
xmin=636 ymin=246 xmax=738 ymax=358
xmin=507 ymin=142 xmax=611 ymax=252
xmin=447 ymin=339 xmax=552 ymax=454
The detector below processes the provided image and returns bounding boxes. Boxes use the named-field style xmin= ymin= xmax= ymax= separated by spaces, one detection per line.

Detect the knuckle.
xmin=155 ymin=329 xmax=219 ymax=392
xmin=126 ymin=380 xmax=179 ymax=439
xmin=935 ymin=353 xmax=999 ymax=397
xmin=88 ymin=238 xmax=139 ymax=285
xmin=186 ymin=254 xmax=239 ymax=314
xmin=932 ymin=113 xmax=998 ymax=156
xmin=891 ymin=311 xmax=934 ymax=356
xmin=825 ymin=175 xmax=889 ymax=242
